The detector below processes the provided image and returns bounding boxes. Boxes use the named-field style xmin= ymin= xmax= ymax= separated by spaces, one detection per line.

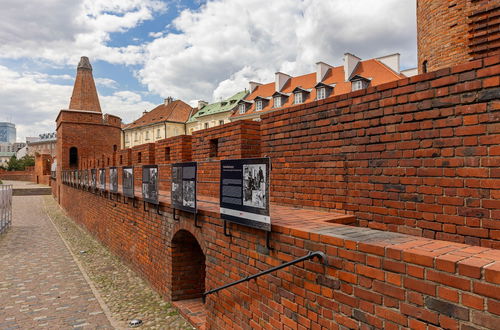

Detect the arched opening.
xmin=69 ymin=147 xmax=78 ymax=168
xmin=171 ymin=230 xmax=205 ymax=301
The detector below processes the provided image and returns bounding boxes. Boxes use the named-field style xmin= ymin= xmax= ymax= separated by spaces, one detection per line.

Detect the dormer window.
xmin=294 ymin=92 xmax=303 ymax=104
xmin=317 ymin=87 xmax=326 ymax=100
xmin=274 ymin=96 xmax=282 ymax=108
xmin=256 ymin=100 xmax=263 ymax=111
xmin=239 ymin=103 xmax=246 ymax=114
xmin=351 ymin=78 xmax=370 ymax=91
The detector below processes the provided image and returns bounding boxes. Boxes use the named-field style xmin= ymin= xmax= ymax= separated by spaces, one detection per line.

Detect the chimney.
xmin=143 ymin=110 xmax=148 ymax=115
xmin=316 ymin=61 xmax=332 ymax=83
xmin=275 ymin=72 xmax=291 ymax=92
xmin=198 ymin=100 xmax=208 ymax=109
xmin=376 ymin=53 xmax=400 ymax=73
xmin=344 ymin=53 xmax=361 ymax=81
xmin=164 ymin=96 xmax=173 ymax=105
xmin=249 ymin=81 xmax=262 ymax=93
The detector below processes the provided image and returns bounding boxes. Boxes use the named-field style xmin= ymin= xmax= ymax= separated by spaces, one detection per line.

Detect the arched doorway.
xmin=171 ymin=230 xmax=205 ymax=301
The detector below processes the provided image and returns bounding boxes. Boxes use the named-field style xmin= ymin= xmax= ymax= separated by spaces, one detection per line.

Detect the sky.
xmin=0 ymin=0 xmax=417 ymax=141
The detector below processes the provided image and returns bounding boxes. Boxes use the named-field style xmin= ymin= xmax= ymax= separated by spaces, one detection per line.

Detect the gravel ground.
xmin=42 ymin=195 xmax=194 ymax=330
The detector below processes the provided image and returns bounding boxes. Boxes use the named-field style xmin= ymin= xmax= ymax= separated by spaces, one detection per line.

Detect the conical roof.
xmin=68 ymin=56 xmax=102 ymax=112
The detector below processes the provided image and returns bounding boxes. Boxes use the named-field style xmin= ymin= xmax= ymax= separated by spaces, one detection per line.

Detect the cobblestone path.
xmin=0 ymin=195 xmax=113 ymax=329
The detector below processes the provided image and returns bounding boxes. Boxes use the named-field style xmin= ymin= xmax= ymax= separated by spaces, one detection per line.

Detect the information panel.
xmin=220 ymin=158 xmax=270 ymax=231
xmin=83 ymin=170 xmax=89 ymax=189
xmin=109 ymin=167 xmax=118 ymax=193
xmin=171 ymin=162 xmax=197 ymax=213
xmin=98 ymin=168 xmax=106 ymax=191
xmin=122 ymin=167 xmax=134 ymax=198
xmin=91 ymin=169 xmax=97 ymax=191
xmin=142 ymin=165 xmax=159 ymax=204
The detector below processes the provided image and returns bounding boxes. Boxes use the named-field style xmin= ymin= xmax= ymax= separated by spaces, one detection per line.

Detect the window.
xmin=174 ymin=127 xmax=179 ymax=135
xmin=274 ymin=96 xmax=282 ymax=108
xmin=69 ymin=147 xmax=78 ymax=167
xmin=134 ymin=132 xmax=138 ymax=141
xmin=145 ymin=131 xmax=150 ymax=140
xmin=138 ymin=152 xmax=142 ymax=163
xmin=256 ymin=100 xmax=263 ymax=111
xmin=294 ymin=92 xmax=303 ymax=104
xmin=351 ymin=80 xmax=368 ymax=91
xmin=119 ymin=155 xmax=123 ymax=165
xmin=317 ymin=87 xmax=326 ymax=100
xmin=219 ymin=120 xmax=224 ymax=126
xmin=157 ymin=129 xmax=161 ymax=138
xmin=422 ymin=60 xmax=428 ymax=73
xmin=204 ymin=122 xmax=209 ymax=129
xmin=239 ymin=104 xmax=246 ymax=114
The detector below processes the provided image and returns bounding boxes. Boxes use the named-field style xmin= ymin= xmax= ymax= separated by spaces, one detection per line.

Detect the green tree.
xmin=6 ymin=155 xmax=35 ymax=171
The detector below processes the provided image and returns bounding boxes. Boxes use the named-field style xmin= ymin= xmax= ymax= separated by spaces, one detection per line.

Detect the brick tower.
xmin=417 ymin=0 xmax=499 ymax=73
xmin=55 ymin=56 xmax=121 ymax=200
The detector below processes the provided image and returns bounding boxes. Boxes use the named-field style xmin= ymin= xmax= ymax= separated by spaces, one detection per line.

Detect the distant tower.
xmin=417 ymin=0 xmax=500 ymax=74
xmin=55 ymin=56 xmax=121 ymax=202
xmin=0 ymin=122 xmax=16 ymax=143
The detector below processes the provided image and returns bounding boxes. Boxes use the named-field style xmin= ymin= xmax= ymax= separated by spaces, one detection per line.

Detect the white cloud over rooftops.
xmin=0 ymin=0 xmax=417 ymax=141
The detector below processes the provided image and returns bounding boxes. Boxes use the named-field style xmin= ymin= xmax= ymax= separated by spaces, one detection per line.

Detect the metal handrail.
xmin=202 ymin=251 xmax=327 ymax=302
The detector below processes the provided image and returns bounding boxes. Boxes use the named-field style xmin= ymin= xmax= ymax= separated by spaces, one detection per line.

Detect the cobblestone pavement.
xmin=42 ymin=196 xmax=194 ymax=330
xmin=0 ymin=195 xmax=113 ymax=329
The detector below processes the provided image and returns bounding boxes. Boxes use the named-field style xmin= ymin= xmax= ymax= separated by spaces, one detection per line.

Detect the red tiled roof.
xmin=124 ymin=100 xmax=193 ymax=129
xmin=231 ymin=59 xmax=405 ymax=119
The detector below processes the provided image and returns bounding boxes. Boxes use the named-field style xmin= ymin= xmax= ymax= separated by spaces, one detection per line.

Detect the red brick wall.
xmin=262 ymin=56 xmax=500 ymax=248
xmin=57 ymin=183 xmax=500 ymax=329
xmin=0 ymin=170 xmax=34 ymax=182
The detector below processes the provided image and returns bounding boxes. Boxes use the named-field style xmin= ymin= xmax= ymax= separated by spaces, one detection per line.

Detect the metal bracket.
xmin=123 ymin=196 xmax=128 ymax=204
xmin=172 ymin=208 xmax=180 ymax=221
xmin=223 ymin=220 xmax=232 ymax=237
xmin=266 ymin=231 xmax=274 ymax=250
xmin=143 ymin=201 xmax=148 ymax=212
xmin=156 ymin=204 xmax=163 ymax=216
xmin=132 ymin=198 xmax=138 ymax=208
xmin=194 ymin=213 xmax=202 ymax=228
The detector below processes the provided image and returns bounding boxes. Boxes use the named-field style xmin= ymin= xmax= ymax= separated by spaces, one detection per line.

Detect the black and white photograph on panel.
xmin=243 ymin=164 xmax=266 ymax=209
xmin=91 ymin=169 xmax=97 ymax=191
xmin=220 ymin=158 xmax=270 ymax=231
xmin=171 ymin=162 xmax=197 ymax=213
xmin=142 ymin=165 xmax=159 ymax=204
xmin=99 ymin=168 xmax=106 ymax=191
xmin=122 ymin=167 xmax=134 ymax=198
xmin=109 ymin=167 xmax=118 ymax=193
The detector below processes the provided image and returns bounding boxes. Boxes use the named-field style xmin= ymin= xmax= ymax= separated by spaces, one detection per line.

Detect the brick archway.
xmin=171 ymin=229 xmax=206 ymax=301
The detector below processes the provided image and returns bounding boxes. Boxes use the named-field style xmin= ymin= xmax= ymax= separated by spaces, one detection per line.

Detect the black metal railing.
xmin=203 ymin=251 xmax=327 ymax=302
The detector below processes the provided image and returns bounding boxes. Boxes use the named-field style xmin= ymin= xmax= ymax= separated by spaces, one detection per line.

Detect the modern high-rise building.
xmin=0 ymin=122 xmax=16 ymax=143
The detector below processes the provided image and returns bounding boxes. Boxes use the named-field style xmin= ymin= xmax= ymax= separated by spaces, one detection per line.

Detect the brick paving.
xmin=42 ymin=195 xmax=193 ymax=329
xmin=0 ymin=195 xmax=112 ymax=329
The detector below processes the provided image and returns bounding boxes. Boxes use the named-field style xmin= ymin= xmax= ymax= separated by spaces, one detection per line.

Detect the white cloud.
xmin=0 ymin=0 xmax=167 ymax=65
xmin=95 ymin=77 xmax=119 ymax=89
xmin=0 ymin=65 xmax=155 ymax=141
xmin=138 ymin=0 xmax=416 ymax=103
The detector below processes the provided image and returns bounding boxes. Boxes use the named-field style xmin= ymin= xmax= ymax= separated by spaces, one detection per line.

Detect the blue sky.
xmin=0 ymin=0 xmax=416 ymax=141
